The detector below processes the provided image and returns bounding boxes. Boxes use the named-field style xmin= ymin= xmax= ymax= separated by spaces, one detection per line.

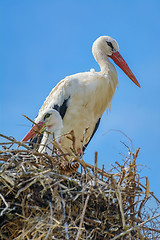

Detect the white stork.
xmin=21 ymin=36 xmax=140 ymax=155
xmin=22 ymin=109 xmax=63 ymax=155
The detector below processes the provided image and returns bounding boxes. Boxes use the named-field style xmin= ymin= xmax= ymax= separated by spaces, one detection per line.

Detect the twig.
xmin=22 ymin=115 xmax=41 ymax=129
xmin=59 ymin=186 xmax=69 ymax=239
xmin=139 ymin=182 xmax=160 ymax=204
xmin=113 ymin=178 xmax=126 ymax=229
xmin=15 ymin=178 xmax=38 ymax=198
xmin=65 ymin=147 xmax=115 ymax=178
xmin=75 ymin=187 xmax=92 ymax=240
xmin=103 ymin=129 xmax=133 ymax=153
xmin=94 ymin=152 xmax=98 ymax=185
xmin=45 ymin=201 xmax=53 ymax=239
xmin=101 ymin=164 xmax=104 ymax=181
xmin=111 ymin=213 xmax=160 ymax=240
xmin=0 ymin=193 xmax=9 ymax=216
xmin=0 ymin=149 xmax=57 ymax=164
xmin=0 ymin=133 xmax=31 ymax=150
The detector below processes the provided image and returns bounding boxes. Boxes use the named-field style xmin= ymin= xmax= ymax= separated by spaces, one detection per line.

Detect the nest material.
xmin=0 ymin=134 xmax=160 ymax=240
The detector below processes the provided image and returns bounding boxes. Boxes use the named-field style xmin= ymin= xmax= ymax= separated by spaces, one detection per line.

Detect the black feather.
xmin=53 ymin=96 xmax=70 ymax=119
xmin=82 ymin=118 xmax=101 ymax=152
xmin=29 ymin=134 xmax=43 ymax=149
xmin=29 ymin=96 xmax=70 ymax=148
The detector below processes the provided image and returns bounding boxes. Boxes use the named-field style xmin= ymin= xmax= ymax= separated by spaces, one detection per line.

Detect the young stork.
xmin=22 ymin=109 xmax=63 ymax=155
xmin=21 ymin=36 xmax=140 ymax=155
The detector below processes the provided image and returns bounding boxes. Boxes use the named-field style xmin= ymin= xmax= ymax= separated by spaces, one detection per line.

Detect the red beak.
xmin=21 ymin=121 xmax=44 ymax=143
xmin=110 ymin=51 xmax=140 ymax=88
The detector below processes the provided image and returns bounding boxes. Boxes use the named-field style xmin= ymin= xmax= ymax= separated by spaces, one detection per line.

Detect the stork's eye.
xmin=106 ymin=41 xmax=114 ymax=51
xmin=44 ymin=113 xmax=51 ymax=121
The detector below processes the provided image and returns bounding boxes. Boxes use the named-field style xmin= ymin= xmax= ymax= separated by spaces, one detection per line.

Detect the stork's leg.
xmin=77 ymin=147 xmax=82 ymax=156
xmin=56 ymin=139 xmax=62 ymax=155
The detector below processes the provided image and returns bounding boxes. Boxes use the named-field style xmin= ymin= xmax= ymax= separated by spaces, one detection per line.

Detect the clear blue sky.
xmin=1 ymin=1 xmax=160 ymax=199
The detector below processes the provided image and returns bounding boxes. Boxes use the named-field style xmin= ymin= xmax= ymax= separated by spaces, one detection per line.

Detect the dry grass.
xmin=0 ymin=133 xmax=160 ymax=240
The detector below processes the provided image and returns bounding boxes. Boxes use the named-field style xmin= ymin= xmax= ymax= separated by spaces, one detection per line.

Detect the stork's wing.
xmin=37 ymin=77 xmax=72 ymax=119
xmin=52 ymin=96 xmax=70 ymax=119
xmin=82 ymin=118 xmax=101 ymax=152
xmin=29 ymin=79 xmax=72 ymax=148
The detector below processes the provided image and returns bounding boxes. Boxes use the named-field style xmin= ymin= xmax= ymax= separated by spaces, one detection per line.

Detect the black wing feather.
xmin=53 ymin=96 xmax=70 ymax=119
xmin=82 ymin=118 xmax=101 ymax=152
xmin=29 ymin=96 xmax=70 ymax=148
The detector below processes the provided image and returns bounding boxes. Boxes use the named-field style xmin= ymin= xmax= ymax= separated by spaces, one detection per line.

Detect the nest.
xmin=0 ymin=133 xmax=160 ymax=240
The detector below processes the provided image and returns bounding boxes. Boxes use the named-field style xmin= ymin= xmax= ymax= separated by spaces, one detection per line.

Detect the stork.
xmin=22 ymin=109 xmax=63 ymax=155
xmin=21 ymin=36 xmax=140 ymax=155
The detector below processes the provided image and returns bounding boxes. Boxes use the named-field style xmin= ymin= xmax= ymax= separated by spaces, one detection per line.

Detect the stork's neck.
xmin=93 ymin=48 xmax=114 ymax=74
xmin=92 ymin=45 xmax=118 ymax=94
xmin=47 ymin=125 xmax=62 ymax=141
xmin=92 ymin=42 xmax=116 ymax=74
xmin=38 ymin=131 xmax=53 ymax=154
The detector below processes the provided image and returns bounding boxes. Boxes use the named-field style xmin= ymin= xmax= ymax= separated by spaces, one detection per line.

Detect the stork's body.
xmin=21 ymin=36 xmax=140 ymax=155
xmin=38 ymin=70 xmax=117 ymax=152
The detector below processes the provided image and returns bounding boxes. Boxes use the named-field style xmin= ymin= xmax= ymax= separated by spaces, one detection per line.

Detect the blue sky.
xmin=1 ymin=1 xmax=160 ymax=199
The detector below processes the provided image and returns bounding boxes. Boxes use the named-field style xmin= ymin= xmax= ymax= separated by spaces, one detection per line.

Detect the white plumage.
xmin=21 ymin=36 xmax=140 ymax=155
xmin=22 ymin=109 xmax=63 ymax=155
xmin=38 ymin=109 xmax=63 ymax=154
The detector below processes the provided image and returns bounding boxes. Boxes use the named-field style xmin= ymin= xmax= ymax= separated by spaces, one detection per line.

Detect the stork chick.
xmin=22 ymin=109 xmax=63 ymax=155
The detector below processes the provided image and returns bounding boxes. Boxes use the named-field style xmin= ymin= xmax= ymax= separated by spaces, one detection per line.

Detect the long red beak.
xmin=21 ymin=121 xmax=44 ymax=143
xmin=110 ymin=51 xmax=140 ymax=88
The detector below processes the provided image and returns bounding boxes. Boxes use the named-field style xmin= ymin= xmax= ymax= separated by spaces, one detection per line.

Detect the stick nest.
xmin=0 ymin=134 xmax=160 ymax=240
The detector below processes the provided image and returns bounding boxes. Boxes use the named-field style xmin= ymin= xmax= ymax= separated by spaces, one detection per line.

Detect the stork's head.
xmin=92 ymin=36 xmax=140 ymax=88
xmin=93 ymin=36 xmax=119 ymax=56
xmin=41 ymin=109 xmax=63 ymax=133
xmin=21 ymin=109 xmax=63 ymax=143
